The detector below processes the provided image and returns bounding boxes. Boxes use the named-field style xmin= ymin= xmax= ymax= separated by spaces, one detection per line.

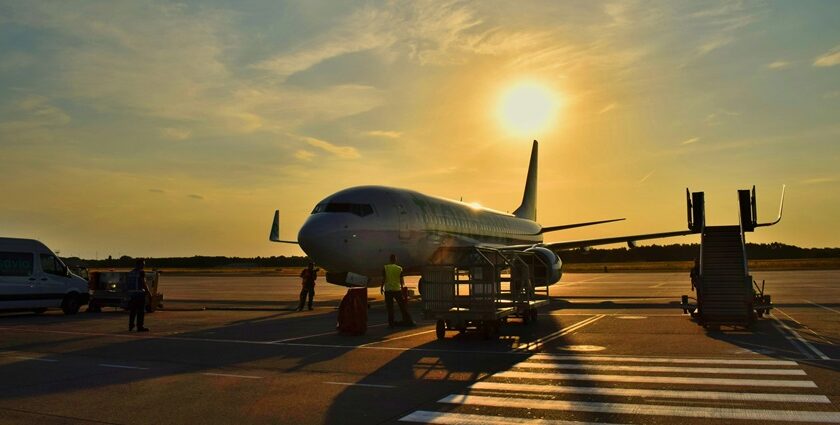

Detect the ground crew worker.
xmin=381 ymin=254 xmax=415 ymax=327
xmin=296 ymin=262 xmax=317 ymax=311
xmin=127 ymin=258 xmax=150 ymax=332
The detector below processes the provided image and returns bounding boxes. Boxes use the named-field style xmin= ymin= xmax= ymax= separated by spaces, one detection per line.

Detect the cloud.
xmin=704 ymin=110 xmax=739 ymax=126
xmin=697 ymin=37 xmax=732 ymax=56
xmin=681 ymin=137 xmax=700 ymax=145
xmin=638 ymin=170 xmax=655 ymax=183
xmin=304 ymin=137 xmax=360 ymax=159
xmin=161 ymin=127 xmax=192 ymax=141
xmin=814 ymin=45 xmax=840 ymax=67
xmin=188 ymin=194 xmax=205 ymax=200
xmin=148 ymin=188 xmax=165 ymax=194
xmin=598 ymin=102 xmax=617 ymax=114
xmin=366 ymin=130 xmax=402 ymax=139
xmin=294 ymin=150 xmax=316 ymax=161
xmin=767 ymin=60 xmax=791 ymax=69
xmin=824 ymin=90 xmax=840 ymax=99
xmin=801 ymin=177 xmax=837 ymax=185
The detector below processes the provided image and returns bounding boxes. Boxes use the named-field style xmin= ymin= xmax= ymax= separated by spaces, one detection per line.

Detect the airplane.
xmin=270 ymin=140 xmax=708 ymax=287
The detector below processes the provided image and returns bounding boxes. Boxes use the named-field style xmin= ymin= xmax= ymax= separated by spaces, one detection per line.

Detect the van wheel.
xmin=62 ymin=294 xmax=81 ymax=315
xmin=32 ymin=308 xmax=47 ymax=315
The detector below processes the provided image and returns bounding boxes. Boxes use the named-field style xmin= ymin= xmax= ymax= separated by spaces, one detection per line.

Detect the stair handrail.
xmin=755 ymin=185 xmax=786 ymax=228
xmin=737 ymin=199 xmax=750 ymax=277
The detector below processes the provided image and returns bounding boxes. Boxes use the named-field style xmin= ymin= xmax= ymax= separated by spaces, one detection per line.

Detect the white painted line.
xmin=775 ymin=308 xmax=834 ymax=346
xmin=271 ymin=323 xmax=389 ymax=343
xmin=360 ymin=329 xmax=436 ymax=347
xmin=772 ymin=315 xmax=830 ymax=360
xmin=202 ymin=372 xmax=263 ymax=379
xmin=324 ymin=381 xmax=396 ymax=389
xmin=513 ymin=362 xmax=807 ymax=375
xmin=99 ymin=363 xmax=149 ymax=370
xmin=400 ymin=410 xmax=622 ymax=424
xmin=648 ymin=282 xmax=667 ymax=288
xmin=529 ymin=354 xmax=798 ymax=366
xmin=494 ymin=370 xmax=817 ymax=388
xmin=439 ymin=394 xmax=840 ymax=423
xmin=469 ymin=381 xmax=831 ymax=403
xmin=804 ymin=299 xmax=840 ymax=315
xmin=11 ymin=356 xmax=58 ymax=362
xmin=518 ymin=315 xmax=604 ymax=351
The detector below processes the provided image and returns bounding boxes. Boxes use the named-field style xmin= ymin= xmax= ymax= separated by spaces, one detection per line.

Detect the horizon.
xmin=2 ymin=1 xmax=839 ymax=258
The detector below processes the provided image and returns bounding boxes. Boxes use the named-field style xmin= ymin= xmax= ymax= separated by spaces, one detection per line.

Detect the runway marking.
xmin=804 ymin=299 xmax=840 ymax=315
xmin=271 ymin=323 xmax=390 ymax=343
xmin=359 ymin=329 xmax=436 ymax=347
xmin=99 ymin=363 xmax=149 ymax=370
xmin=772 ymin=314 xmax=830 ymax=360
xmin=616 ymin=316 xmax=646 ymax=319
xmin=400 ymin=410 xmax=622 ymax=425
xmin=438 ymin=394 xmax=840 ymax=423
xmin=517 ymin=315 xmax=605 ymax=351
xmin=493 ymin=370 xmax=817 ymax=387
xmin=648 ymin=282 xmax=668 ymax=288
xmin=556 ymin=276 xmax=608 ymax=287
xmin=4 ymin=354 xmax=58 ymax=363
xmin=202 ymin=372 xmax=263 ymax=379
xmin=512 ymin=362 xmax=807 ymax=375
xmin=529 ymin=354 xmax=798 ymax=366
xmin=324 ymin=381 xmax=396 ymax=389
xmin=548 ymin=313 xmax=685 ymax=317
xmin=469 ymin=381 xmax=831 ymax=403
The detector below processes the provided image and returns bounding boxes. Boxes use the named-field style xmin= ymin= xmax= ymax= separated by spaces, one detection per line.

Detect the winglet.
xmin=269 ymin=210 xmax=299 ymax=244
xmin=756 ymin=185 xmax=786 ymax=227
xmin=513 ymin=140 xmax=538 ymax=221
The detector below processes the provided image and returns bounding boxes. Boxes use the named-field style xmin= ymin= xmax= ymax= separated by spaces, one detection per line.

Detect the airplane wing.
xmin=541 ymin=229 xmax=696 ymax=251
xmin=269 ymin=210 xmax=299 ymax=244
xmin=502 ymin=229 xmax=697 ymax=251
xmin=539 ymin=218 xmax=625 ymax=233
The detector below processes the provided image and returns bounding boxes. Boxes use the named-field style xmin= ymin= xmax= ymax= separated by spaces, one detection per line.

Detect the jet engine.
xmin=525 ymin=246 xmax=563 ymax=285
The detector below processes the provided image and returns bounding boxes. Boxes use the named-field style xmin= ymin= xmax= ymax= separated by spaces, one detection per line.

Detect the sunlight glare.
xmin=498 ymin=81 xmax=560 ymax=136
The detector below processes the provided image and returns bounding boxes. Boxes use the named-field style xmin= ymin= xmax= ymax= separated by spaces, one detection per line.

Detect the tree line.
xmin=61 ymin=242 xmax=838 ymax=268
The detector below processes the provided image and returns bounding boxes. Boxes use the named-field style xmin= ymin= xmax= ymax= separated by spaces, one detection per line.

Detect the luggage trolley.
xmin=421 ymin=247 xmax=549 ymax=339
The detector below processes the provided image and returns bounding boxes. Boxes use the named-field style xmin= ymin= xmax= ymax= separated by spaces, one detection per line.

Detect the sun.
xmin=497 ymin=81 xmax=560 ymax=136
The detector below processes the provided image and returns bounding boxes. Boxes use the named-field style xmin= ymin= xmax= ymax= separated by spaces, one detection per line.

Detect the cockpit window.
xmin=311 ymin=202 xmax=374 ymax=217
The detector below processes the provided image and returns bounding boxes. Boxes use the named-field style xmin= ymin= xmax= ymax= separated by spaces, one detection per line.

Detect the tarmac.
xmin=0 ymin=270 xmax=838 ymax=424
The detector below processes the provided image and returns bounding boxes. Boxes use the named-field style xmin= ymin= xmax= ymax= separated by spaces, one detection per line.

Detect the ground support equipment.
xmin=421 ymin=247 xmax=550 ymax=339
xmin=88 ymin=271 xmax=164 ymax=313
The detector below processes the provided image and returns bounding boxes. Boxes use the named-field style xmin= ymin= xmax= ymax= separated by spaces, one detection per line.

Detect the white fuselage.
xmin=297 ymin=186 xmax=543 ymax=283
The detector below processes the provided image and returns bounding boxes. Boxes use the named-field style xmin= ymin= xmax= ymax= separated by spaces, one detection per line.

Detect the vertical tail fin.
xmin=513 ymin=140 xmax=538 ymax=221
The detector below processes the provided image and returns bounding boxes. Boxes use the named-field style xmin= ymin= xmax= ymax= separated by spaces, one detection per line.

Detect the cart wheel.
xmin=435 ymin=320 xmax=445 ymax=340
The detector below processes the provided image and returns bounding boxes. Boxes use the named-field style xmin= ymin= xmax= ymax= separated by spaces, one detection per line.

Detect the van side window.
xmin=0 ymin=252 xmax=34 ymax=276
xmin=40 ymin=254 xmax=65 ymax=276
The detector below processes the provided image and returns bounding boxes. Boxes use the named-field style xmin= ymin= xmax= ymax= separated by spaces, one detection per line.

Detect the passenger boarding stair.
xmin=696 ymin=226 xmax=753 ymax=326
xmin=681 ymin=186 xmax=784 ymax=328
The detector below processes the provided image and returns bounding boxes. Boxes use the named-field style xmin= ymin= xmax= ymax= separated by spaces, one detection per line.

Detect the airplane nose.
xmin=298 ymin=214 xmax=348 ymax=270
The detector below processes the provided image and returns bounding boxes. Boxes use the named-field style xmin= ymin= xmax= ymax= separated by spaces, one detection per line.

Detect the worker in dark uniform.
xmin=296 ymin=262 xmax=317 ymax=311
xmin=381 ymin=254 xmax=415 ymax=327
xmin=127 ymin=258 xmax=150 ymax=332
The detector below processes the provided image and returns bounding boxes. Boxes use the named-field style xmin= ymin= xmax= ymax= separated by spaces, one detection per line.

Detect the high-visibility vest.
xmin=383 ymin=263 xmax=403 ymax=292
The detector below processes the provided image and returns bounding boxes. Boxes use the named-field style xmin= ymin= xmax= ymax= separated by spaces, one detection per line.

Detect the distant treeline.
xmin=561 ymin=243 xmax=840 ymax=263
xmin=62 ymin=243 xmax=838 ymax=268
xmin=62 ymin=255 xmax=311 ymax=269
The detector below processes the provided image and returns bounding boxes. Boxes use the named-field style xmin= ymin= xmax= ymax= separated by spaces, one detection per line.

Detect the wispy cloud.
xmin=598 ymin=102 xmax=618 ymax=114
xmin=824 ymin=90 xmax=840 ymax=99
xmin=638 ymin=170 xmax=655 ymax=183
xmin=304 ymin=137 xmax=360 ymax=159
xmin=814 ymin=45 xmax=840 ymax=67
xmin=294 ymin=150 xmax=316 ymax=161
xmin=148 ymin=188 xmax=165 ymax=194
xmin=681 ymin=137 xmax=700 ymax=145
xmin=697 ymin=37 xmax=733 ymax=56
xmin=801 ymin=176 xmax=837 ymax=185
xmin=366 ymin=130 xmax=402 ymax=139
xmin=767 ymin=60 xmax=791 ymax=69
xmin=704 ymin=110 xmax=739 ymax=126
xmin=188 ymin=194 xmax=205 ymax=200
xmin=161 ymin=127 xmax=192 ymax=141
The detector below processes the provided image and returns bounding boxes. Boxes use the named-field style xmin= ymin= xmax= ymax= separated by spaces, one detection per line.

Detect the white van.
xmin=0 ymin=237 xmax=90 ymax=314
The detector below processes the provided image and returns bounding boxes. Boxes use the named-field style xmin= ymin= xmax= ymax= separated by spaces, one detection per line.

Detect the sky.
xmin=1 ymin=1 xmax=838 ymax=259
